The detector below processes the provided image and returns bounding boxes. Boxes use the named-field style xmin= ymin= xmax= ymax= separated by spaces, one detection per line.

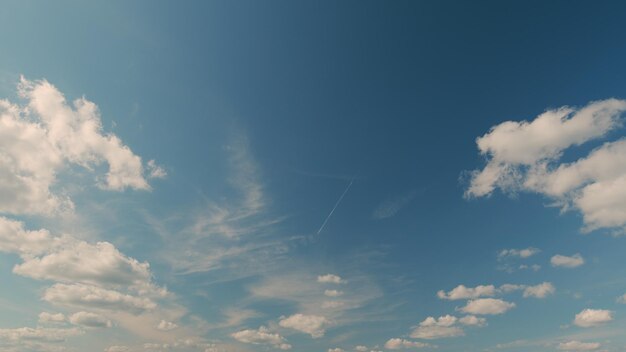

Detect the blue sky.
xmin=1 ymin=1 xmax=626 ymax=351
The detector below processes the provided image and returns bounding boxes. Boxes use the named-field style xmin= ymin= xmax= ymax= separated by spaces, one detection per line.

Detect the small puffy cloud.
xmin=384 ymin=338 xmax=430 ymax=349
xmin=523 ymin=282 xmax=555 ymax=298
xmin=573 ymin=309 xmax=613 ymax=327
xmin=156 ymin=320 xmax=178 ymax=331
xmin=458 ymin=315 xmax=487 ymax=327
xmin=231 ymin=326 xmax=291 ymax=350
xmin=146 ymin=159 xmax=167 ymax=179
xmin=38 ymin=312 xmax=65 ymax=324
xmin=318 ymin=274 xmax=345 ymax=284
xmin=437 ymin=284 xmax=496 ymax=300
xmin=459 ymin=298 xmax=515 ymax=315
xmin=68 ymin=311 xmax=111 ymax=328
xmin=324 ymin=289 xmax=343 ymax=297
xmin=557 ymin=340 xmax=601 ymax=351
xmin=328 ymin=348 xmax=345 ymax=352
xmin=551 ymin=254 xmax=585 ymax=268
xmin=279 ymin=314 xmax=330 ymax=338
xmin=410 ymin=315 xmax=464 ymax=340
xmin=498 ymin=248 xmax=540 ymax=259
xmin=355 ymin=346 xmax=368 ymax=351
xmin=43 ymin=283 xmax=156 ymax=313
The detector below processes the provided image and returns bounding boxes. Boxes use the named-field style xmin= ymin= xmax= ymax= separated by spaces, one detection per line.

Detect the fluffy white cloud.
xmin=355 ymin=346 xmax=368 ymax=351
xmin=13 ymin=240 xmax=152 ymax=290
xmin=231 ymin=326 xmax=291 ymax=350
xmin=328 ymin=348 xmax=345 ymax=352
xmin=557 ymin=341 xmax=601 ymax=351
xmin=156 ymin=320 xmax=178 ymax=331
xmin=573 ymin=309 xmax=613 ymax=327
xmin=318 ymin=274 xmax=345 ymax=284
xmin=324 ymin=289 xmax=343 ymax=297
xmin=38 ymin=312 xmax=66 ymax=324
xmin=68 ymin=311 xmax=111 ymax=328
xmin=279 ymin=314 xmax=330 ymax=338
xmin=498 ymin=248 xmax=540 ymax=259
xmin=459 ymin=298 xmax=515 ymax=315
xmin=458 ymin=315 xmax=486 ymax=326
xmin=105 ymin=346 xmax=130 ymax=352
xmin=384 ymin=338 xmax=430 ymax=349
xmin=437 ymin=284 xmax=496 ymax=300
xmin=466 ymin=99 xmax=626 ymax=232
xmin=43 ymin=283 xmax=156 ymax=313
xmin=410 ymin=315 xmax=464 ymax=339
xmin=523 ymin=282 xmax=555 ymax=298
xmin=551 ymin=254 xmax=584 ymax=268
xmin=0 ymin=77 xmax=158 ymax=217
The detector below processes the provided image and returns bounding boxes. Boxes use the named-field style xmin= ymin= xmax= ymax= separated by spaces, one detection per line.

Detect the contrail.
xmin=317 ymin=177 xmax=355 ymax=234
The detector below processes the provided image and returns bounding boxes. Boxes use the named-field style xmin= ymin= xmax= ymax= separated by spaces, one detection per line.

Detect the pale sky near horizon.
xmin=2 ymin=1 xmax=626 ymax=352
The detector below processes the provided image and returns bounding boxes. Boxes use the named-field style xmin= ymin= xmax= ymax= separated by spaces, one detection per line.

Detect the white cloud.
xmin=498 ymin=248 xmax=540 ymax=259
xmin=156 ymin=320 xmax=178 ymax=331
xmin=318 ymin=274 xmax=345 ymax=284
xmin=13 ymin=240 xmax=152 ymax=290
xmin=384 ymin=338 xmax=430 ymax=349
xmin=329 ymin=348 xmax=345 ymax=352
xmin=437 ymin=284 xmax=496 ymax=300
xmin=68 ymin=311 xmax=111 ymax=328
xmin=523 ymin=282 xmax=555 ymax=298
xmin=355 ymin=346 xmax=368 ymax=351
xmin=466 ymin=99 xmax=626 ymax=232
xmin=573 ymin=309 xmax=613 ymax=327
xmin=557 ymin=341 xmax=601 ymax=351
xmin=325 ymin=289 xmax=343 ymax=297
xmin=38 ymin=312 xmax=66 ymax=324
xmin=551 ymin=254 xmax=584 ymax=268
xmin=105 ymin=346 xmax=130 ymax=352
xmin=279 ymin=313 xmax=330 ymax=338
xmin=43 ymin=283 xmax=156 ymax=313
xmin=410 ymin=315 xmax=464 ymax=340
xmin=459 ymin=298 xmax=515 ymax=315
xmin=458 ymin=315 xmax=487 ymax=327
xmin=231 ymin=326 xmax=291 ymax=350
xmin=0 ymin=326 xmax=82 ymax=342
xmin=0 ymin=77 xmax=157 ymax=217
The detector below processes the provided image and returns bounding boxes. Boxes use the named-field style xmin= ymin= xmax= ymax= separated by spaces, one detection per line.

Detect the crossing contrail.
xmin=317 ymin=177 xmax=355 ymax=234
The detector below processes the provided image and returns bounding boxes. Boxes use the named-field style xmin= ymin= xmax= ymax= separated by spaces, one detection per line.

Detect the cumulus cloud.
xmin=13 ymin=240 xmax=152 ymax=290
xmin=43 ymin=283 xmax=156 ymax=313
xmin=410 ymin=315 xmax=464 ymax=339
xmin=156 ymin=320 xmax=178 ymax=331
xmin=437 ymin=284 xmax=496 ymax=300
xmin=38 ymin=312 xmax=66 ymax=324
xmin=318 ymin=274 xmax=345 ymax=284
xmin=355 ymin=346 xmax=368 ymax=351
xmin=328 ymin=348 xmax=345 ymax=352
xmin=522 ymin=282 xmax=555 ymax=298
xmin=279 ymin=314 xmax=330 ymax=338
xmin=384 ymin=338 xmax=430 ymax=349
xmin=573 ymin=309 xmax=613 ymax=327
xmin=231 ymin=326 xmax=291 ymax=350
xmin=0 ymin=77 xmax=158 ymax=217
xmin=551 ymin=254 xmax=585 ymax=268
xmin=465 ymin=99 xmax=626 ymax=232
xmin=557 ymin=341 xmax=601 ymax=351
xmin=68 ymin=311 xmax=111 ymax=328
xmin=459 ymin=298 xmax=515 ymax=315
